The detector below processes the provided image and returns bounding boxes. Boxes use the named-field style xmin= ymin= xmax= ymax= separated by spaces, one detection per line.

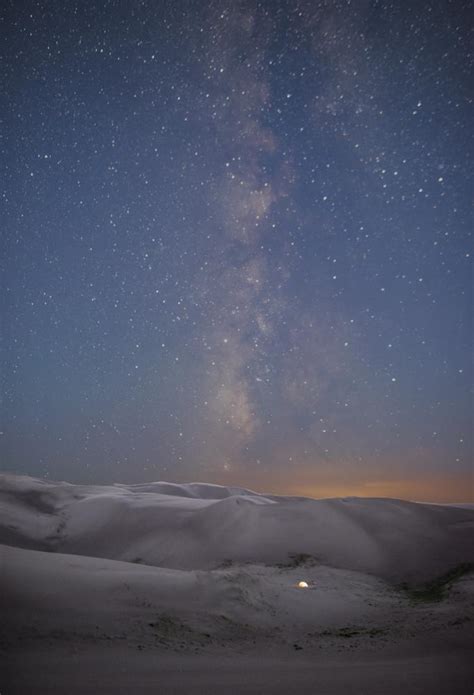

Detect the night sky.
xmin=2 ymin=1 xmax=472 ymax=501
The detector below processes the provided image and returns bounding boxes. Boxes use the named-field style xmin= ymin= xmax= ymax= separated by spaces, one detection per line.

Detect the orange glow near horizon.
xmin=198 ymin=468 xmax=474 ymax=504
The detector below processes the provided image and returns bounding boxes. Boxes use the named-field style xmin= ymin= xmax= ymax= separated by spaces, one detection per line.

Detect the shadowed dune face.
xmin=3 ymin=489 xmax=58 ymax=515
xmin=0 ymin=474 xmax=473 ymax=584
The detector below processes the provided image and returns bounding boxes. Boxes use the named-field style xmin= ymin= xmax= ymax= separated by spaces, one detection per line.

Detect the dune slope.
xmin=0 ymin=473 xmax=473 ymax=583
xmin=1 ymin=473 xmax=473 ymax=694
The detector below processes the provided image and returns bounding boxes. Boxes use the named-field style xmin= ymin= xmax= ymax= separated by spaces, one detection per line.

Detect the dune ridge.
xmin=1 ymin=473 xmax=473 ymax=583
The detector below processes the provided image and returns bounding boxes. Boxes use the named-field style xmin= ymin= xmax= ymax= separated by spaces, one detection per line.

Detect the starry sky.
xmin=2 ymin=0 xmax=472 ymax=501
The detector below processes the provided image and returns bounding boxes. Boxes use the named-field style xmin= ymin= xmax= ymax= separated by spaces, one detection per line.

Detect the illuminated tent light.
xmin=297 ymin=581 xmax=309 ymax=589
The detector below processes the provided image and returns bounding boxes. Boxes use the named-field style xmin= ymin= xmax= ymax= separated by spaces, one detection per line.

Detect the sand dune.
xmin=0 ymin=473 xmax=473 ymax=582
xmin=1 ymin=473 xmax=473 ymax=694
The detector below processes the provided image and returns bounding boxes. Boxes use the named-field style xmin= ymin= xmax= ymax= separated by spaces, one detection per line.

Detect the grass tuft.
xmin=277 ymin=553 xmax=320 ymax=569
xmin=400 ymin=563 xmax=474 ymax=603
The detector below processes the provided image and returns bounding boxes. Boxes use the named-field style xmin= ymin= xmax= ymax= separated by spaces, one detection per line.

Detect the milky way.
xmin=2 ymin=1 xmax=472 ymax=500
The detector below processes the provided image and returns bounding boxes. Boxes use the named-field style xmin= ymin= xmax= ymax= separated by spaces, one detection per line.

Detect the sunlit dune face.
xmin=297 ymin=581 xmax=309 ymax=589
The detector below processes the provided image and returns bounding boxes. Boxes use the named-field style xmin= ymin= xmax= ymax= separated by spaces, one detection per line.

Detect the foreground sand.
xmin=4 ymin=647 xmax=473 ymax=694
xmin=1 ymin=474 xmax=473 ymax=693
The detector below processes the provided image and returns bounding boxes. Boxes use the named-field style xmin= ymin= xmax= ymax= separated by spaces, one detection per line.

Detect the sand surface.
xmin=1 ymin=474 xmax=473 ymax=693
xmin=4 ymin=647 xmax=473 ymax=694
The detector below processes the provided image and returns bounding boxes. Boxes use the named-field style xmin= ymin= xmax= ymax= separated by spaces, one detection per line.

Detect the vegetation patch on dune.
xmin=276 ymin=553 xmax=321 ymax=569
xmin=321 ymin=626 xmax=386 ymax=639
xmin=400 ymin=563 xmax=474 ymax=603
